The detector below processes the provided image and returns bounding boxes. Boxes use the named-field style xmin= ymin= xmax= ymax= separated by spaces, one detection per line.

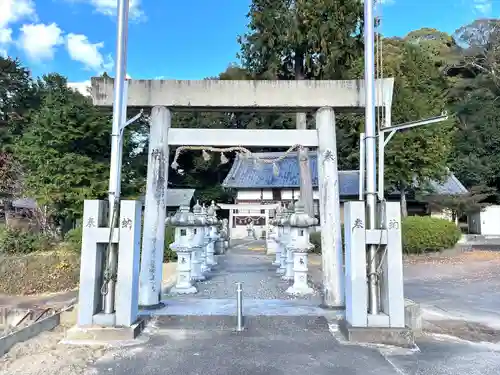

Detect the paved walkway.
xmin=146 ymin=239 xmax=328 ymax=317
xmin=89 ymin=241 xmax=405 ymax=375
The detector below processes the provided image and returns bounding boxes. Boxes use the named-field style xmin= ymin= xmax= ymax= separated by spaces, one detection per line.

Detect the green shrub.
xmin=64 ymin=226 xmax=83 ymax=252
xmin=0 ymin=227 xmax=54 ymax=255
xmin=163 ymin=225 xmax=177 ymax=262
xmin=310 ymin=217 xmax=461 ymax=255
xmin=402 ymin=216 xmax=461 ymax=254
xmin=310 ymin=231 xmax=322 ymax=253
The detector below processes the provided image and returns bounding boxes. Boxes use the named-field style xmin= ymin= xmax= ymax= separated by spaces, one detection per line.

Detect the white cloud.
xmin=0 ymin=28 xmax=12 ymax=44
xmin=68 ymin=0 xmax=144 ymax=20
xmin=473 ymin=0 xmax=492 ymax=15
xmin=0 ymin=0 xmax=36 ymax=28
xmin=66 ymin=33 xmax=114 ymax=72
xmin=18 ymin=23 xmax=64 ymax=61
xmin=0 ymin=0 xmax=36 ymax=56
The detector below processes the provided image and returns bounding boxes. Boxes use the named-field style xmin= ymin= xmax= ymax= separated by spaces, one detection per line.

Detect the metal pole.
xmin=359 ymin=132 xmax=365 ymax=201
xmin=364 ymin=0 xmax=379 ymax=315
xmin=378 ymin=107 xmax=391 ymax=202
xmin=377 ymin=131 xmax=384 ymax=202
xmin=104 ymin=0 xmax=130 ymax=314
xmin=236 ymin=282 xmax=244 ymax=331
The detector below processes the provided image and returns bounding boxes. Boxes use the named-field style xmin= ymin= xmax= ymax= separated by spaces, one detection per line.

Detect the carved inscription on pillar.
xmin=352 ymin=218 xmax=364 ymax=230
xmin=151 ymin=148 xmax=167 ymax=203
xmin=86 ymin=217 xmax=96 ymax=228
xmin=388 ymin=219 xmax=399 ymax=230
xmin=322 ymin=148 xmax=336 ymax=163
xmin=149 ymin=239 xmax=157 ymax=292
xmin=121 ymin=217 xmax=133 ymax=230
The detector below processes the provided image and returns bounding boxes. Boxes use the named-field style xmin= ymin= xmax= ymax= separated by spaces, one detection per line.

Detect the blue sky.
xmin=0 ymin=0 xmax=497 ymax=91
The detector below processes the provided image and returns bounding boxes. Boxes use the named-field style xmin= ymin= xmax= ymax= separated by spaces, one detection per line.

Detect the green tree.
xmin=350 ymin=39 xmax=455 ymax=216
xmin=14 ymin=74 xmax=118 ymax=228
xmin=0 ymin=57 xmax=39 ymax=149
xmin=238 ymin=0 xmax=363 ymax=79
xmin=0 ymin=57 xmax=39 ymax=202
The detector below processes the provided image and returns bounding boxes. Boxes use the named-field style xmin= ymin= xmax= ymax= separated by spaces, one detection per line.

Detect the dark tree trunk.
xmin=400 ymin=188 xmax=408 ymax=218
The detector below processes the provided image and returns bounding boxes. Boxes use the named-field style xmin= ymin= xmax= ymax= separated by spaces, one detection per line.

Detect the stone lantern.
xmin=201 ymin=204 xmax=211 ymax=273
xmin=281 ymin=202 xmax=295 ymax=281
xmin=167 ymin=205 xmax=198 ymax=294
xmin=206 ymin=201 xmax=219 ymax=266
xmin=214 ymin=218 xmax=224 ymax=255
xmin=191 ymin=201 xmax=206 ymax=281
xmin=285 ymin=200 xmax=317 ymax=296
xmin=270 ymin=204 xmax=283 ymax=266
xmin=221 ymin=218 xmax=229 ymax=250
xmin=277 ymin=203 xmax=291 ymax=276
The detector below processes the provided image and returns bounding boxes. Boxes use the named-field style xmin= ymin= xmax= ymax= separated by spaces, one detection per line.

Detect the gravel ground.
xmin=0 ymin=326 xmax=107 ymax=375
xmin=166 ymin=240 xmax=322 ymax=304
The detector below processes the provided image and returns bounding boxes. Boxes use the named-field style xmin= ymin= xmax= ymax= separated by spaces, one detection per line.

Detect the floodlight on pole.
xmin=376 ymin=112 xmax=450 ymax=201
xmin=382 ymin=112 xmax=449 ymax=146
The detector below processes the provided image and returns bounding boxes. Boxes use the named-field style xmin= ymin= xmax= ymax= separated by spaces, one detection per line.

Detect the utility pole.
xmin=363 ymin=0 xmax=379 ymax=315
xmin=103 ymin=0 xmax=130 ymax=315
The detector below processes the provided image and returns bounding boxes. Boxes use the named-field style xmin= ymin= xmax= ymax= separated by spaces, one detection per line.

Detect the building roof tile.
xmin=222 ymin=151 xmax=468 ymax=196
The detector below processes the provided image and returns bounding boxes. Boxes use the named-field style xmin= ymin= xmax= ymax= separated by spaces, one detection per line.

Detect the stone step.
xmin=152 ymin=315 xmax=331 ymax=332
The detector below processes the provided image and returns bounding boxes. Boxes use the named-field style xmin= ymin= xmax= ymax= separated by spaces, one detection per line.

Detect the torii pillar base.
xmin=341 ymin=200 xmax=415 ymax=348
xmin=65 ymin=199 xmax=147 ymax=344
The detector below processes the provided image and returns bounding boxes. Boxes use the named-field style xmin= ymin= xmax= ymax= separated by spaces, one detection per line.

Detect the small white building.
xmin=468 ymin=205 xmax=500 ymax=235
xmin=222 ymin=151 xmax=468 ymax=239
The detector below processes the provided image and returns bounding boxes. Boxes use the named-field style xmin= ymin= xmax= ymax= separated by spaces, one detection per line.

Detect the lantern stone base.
xmin=171 ymin=285 xmax=198 ymax=295
xmin=278 ymin=249 xmax=287 ymax=275
xmin=286 ymin=283 xmax=314 ymax=296
xmin=191 ymin=274 xmax=206 ymax=282
xmin=281 ymin=253 xmax=294 ymax=281
xmin=201 ymin=263 xmax=211 ymax=273
xmin=272 ymin=245 xmax=281 ymax=266
xmin=206 ymin=254 xmax=217 ymax=266
xmin=338 ymin=319 xmax=415 ymax=348
xmin=190 ymin=249 xmax=205 ymax=281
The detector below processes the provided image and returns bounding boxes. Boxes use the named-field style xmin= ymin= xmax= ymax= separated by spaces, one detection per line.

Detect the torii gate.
xmin=73 ymin=76 xmax=409 ymax=345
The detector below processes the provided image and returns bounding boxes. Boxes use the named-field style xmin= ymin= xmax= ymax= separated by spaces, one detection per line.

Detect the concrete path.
xmin=150 ymin=239 xmax=327 ymax=317
xmin=87 ymin=242 xmax=404 ymax=375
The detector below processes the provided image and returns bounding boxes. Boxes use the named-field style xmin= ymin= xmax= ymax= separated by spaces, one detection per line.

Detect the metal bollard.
xmin=236 ymin=282 xmax=244 ymax=331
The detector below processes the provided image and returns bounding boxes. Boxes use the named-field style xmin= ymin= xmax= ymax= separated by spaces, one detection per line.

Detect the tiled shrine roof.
xmin=222 ymin=151 xmax=467 ymax=196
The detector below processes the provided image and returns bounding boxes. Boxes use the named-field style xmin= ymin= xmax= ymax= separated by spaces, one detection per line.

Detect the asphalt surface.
xmin=86 ymin=316 xmax=405 ymax=375
xmin=78 ymin=241 xmax=500 ymax=375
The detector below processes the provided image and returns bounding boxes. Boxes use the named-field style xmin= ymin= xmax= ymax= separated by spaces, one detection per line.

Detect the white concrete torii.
xmin=78 ymin=76 xmax=407 ymax=344
xmin=91 ymin=76 xmax=394 ymax=308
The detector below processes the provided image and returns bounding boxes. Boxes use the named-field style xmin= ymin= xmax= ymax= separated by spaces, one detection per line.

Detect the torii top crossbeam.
xmin=90 ymin=77 xmax=394 ymax=111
